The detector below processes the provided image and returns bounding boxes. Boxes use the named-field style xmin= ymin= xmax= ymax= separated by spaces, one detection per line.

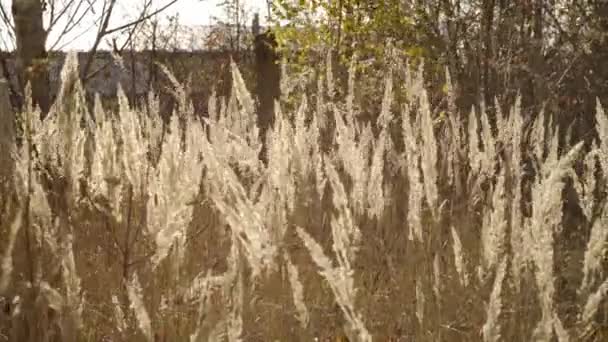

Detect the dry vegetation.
xmin=0 ymin=52 xmax=607 ymax=342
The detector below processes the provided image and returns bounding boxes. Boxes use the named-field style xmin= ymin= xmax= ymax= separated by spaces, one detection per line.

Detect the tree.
xmin=270 ymin=0 xmax=608 ymax=139
xmin=214 ymin=0 xmax=254 ymax=53
xmin=0 ymin=0 xmax=181 ymax=116
xmin=10 ymin=0 xmax=52 ymax=113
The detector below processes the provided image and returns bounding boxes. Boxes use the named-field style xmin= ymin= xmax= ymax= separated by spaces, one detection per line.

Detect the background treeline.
xmin=272 ymin=0 xmax=608 ymax=141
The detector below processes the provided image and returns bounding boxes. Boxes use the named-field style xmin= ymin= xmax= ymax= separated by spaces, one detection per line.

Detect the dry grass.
xmin=0 ymin=52 xmax=607 ymax=342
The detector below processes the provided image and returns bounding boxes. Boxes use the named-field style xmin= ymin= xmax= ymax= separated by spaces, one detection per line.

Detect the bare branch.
xmin=103 ymin=0 xmax=179 ymax=36
xmin=81 ymin=0 xmax=118 ymax=77
xmin=48 ymin=0 xmax=57 ymax=30
xmin=52 ymin=12 xmax=103 ymax=51
xmin=82 ymin=0 xmax=179 ymax=81
xmin=48 ymin=0 xmax=86 ymax=31
xmin=0 ymin=2 xmax=14 ymax=38
xmin=48 ymin=0 xmax=97 ymax=50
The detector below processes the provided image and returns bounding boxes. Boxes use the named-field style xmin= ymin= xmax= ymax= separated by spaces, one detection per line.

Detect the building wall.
xmin=0 ymin=50 xmax=255 ymax=106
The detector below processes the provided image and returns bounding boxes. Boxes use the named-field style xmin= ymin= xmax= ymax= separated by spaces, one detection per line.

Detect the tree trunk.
xmin=254 ymin=31 xmax=280 ymax=136
xmin=590 ymin=0 xmax=608 ymax=106
xmin=0 ymin=78 xmax=14 ymax=188
xmin=254 ymin=31 xmax=280 ymax=162
xmin=12 ymin=0 xmax=50 ymax=116
xmin=481 ymin=0 xmax=497 ymax=118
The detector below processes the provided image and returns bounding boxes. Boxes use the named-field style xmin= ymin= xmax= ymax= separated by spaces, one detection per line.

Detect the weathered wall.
xmin=0 ymin=50 xmax=256 ymax=112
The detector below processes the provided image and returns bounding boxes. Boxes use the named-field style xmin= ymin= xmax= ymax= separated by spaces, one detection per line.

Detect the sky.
xmin=0 ymin=0 xmax=269 ymax=50
xmin=165 ymin=0 xmax=268 ymax=26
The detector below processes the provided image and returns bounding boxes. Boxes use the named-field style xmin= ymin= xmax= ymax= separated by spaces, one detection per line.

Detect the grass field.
xmin=0 ymin=53 xmax=607 ymax=341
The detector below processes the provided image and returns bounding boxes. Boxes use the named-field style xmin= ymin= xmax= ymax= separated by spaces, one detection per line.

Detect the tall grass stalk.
xmin=0 ymin=53 xmax=606 ymax=341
